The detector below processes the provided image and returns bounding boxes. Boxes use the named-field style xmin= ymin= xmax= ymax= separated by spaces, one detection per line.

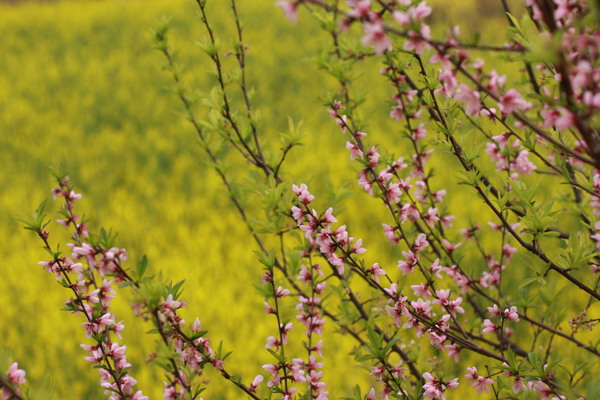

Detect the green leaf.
xmin=137 ymin=255 xmax=148 ymax=279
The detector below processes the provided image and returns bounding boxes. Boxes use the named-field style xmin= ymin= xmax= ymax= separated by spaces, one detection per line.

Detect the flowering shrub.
xmin=5 ymin=0 xmax=600 ymax=399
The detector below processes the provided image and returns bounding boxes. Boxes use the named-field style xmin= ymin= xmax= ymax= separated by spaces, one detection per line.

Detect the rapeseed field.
xmin=0 ymin=0 xmax=534 ymax=399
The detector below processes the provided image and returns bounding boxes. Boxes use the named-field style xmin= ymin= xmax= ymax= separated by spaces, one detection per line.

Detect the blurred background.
xmin=0 ymin=0 xmax=514 ymax=398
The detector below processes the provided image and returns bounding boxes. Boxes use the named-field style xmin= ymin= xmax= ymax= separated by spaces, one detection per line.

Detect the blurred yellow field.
xmin=0 ymin=0 xmax=378 ymax=398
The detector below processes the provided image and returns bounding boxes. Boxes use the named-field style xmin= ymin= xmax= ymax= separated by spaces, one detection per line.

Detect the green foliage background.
xmin=0 ymin=0 xmax=567 ymax=399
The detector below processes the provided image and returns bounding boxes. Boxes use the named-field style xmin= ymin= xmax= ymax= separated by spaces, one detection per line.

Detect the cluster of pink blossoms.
xmin=261 ymin=260 xmax=328 ymax=400
xmin=291 ymin=184 xmax=473 ymax=398
xmin=45 ymin=179 xmax=146 ymax=400
xmin=132 ymin=291 xmax=227 ymax=400
xmin=292 ymin=184 xmax=366 ymax=275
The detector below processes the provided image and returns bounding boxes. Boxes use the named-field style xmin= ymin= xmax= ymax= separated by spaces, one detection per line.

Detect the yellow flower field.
xmin=3 ymin=0 xmax=592 ymax=399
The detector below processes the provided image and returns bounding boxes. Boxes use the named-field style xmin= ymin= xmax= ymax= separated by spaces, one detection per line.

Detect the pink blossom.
xmin=541 ymin=106 xmax=576 ymax=130
xmin=411 ymin=283 xmax=432 ymax=298
xmin=482 ymin=319 xmax=497 ymax=334
xmin=7 ymin=363 xmax=26 ymax=386
xmin=358 ymin=169 xmax=374 ymax=195
xmin=554 ymin=0 xmax=576 ymax=20
xmin=424 ymin=207 xmax=440 ymax=227
xmin=398 ymin=250 xmax=417 ymax=274
xmin=276 ymin=1 xmax=298 ymax=23
xmin=265 ymin=336 xmax=281 ymax=349
xmin=492 ymin=132 xmax=511 ymax=149
xmin=422 ymin=372 xmax=458 ymax=400
xmin=346 ymin=141 xmax=364 ymax=160
xmin=385 ymin=183 xmax=403 ymax=204
xmin=411 ymin=2 xmax=432 ymax=21
xmin=289 ymin=359 xmax=306 ymax=383
xmin=291 ymin=206 xmax=304 ymax=224
xmin=454 ymin=84 xmax=481 ymax=115
xmin=132 ymin=391 xmax=148 ymax=400
xmin=442 ymin=239 xmax=461 ymax=253
xmin=393 ymin=10 xmax=411 ymax=26
xmin=382 ymin=224 xmax=399 ymax=244
xmin=429 ymin=258 xmax=443 ymax=279
xmin=321 ymin=207 xmax=337 ymax=225
xmin=413 ymin=233 xmax=429 ymax=252
xmin=335 ymin=114 xmax=348 ymax=133
xmin=312 ymin=340 xmax=325 ymax=358
xmin=511 ymin=150 xmax=536 ymax=176
xmin=367 ymin=263 xmax=387 ymax=283
xmin=498 ymin=89 xmax=531 ymax=115
xmin=412 ymin=123 xmax=427 ymax=140
xmin=390 ymin=104 xmax=405 ymax=121
xmin=384 ymin=283 xmax=398 ymax=298
xmin=362 ymin=20 xmax=392 ymax=54
xmin=346 ymin=0 xmax=372 ymax=19
xmin=370 ymin=365 xmax=385 ymax=381
xmin=437 ymin=68 xmax=458 ymax=96
xmin=460 ymin=226 xmax=480 ymax=240
xmin=366 ymin=388 xmax=376 ymax=400
xmin=445 ymin=344 xmax=461 ymax=362
xmin=404 ymin=24 xmax=431 ymax=54
xmin=502 ymin=243 xmax=518 ymax=262
xmin=487 ymin=304 xmax=502 ymax=318
xmin=512 ymin=376 xmax=527 ymax=393
xmin=411 ymin=298 xmax=432 ymax=318
xmin=486 ymin=70 xmax=506 ymax=95
xmin=400 ymin=203 xmax=420 ymax=222
xmin=292 ymin=183 xmax=315 ymax=205
xmin=366 ymin=147 xmax=380 ymax=168
xmin=465 ymin=367 xmax=494 ymax=394
xmin=504 ymin=306 xmax=520 ymax=322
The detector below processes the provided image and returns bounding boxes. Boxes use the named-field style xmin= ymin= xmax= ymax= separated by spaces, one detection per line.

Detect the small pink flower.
xmin=385 ymin=183 xmax=403 ymax=204
xmin=7 ymin=362 xmax=26 ymax=386
xmin=424 ymin=207 xmax=440 ymax=227
xmin=346 ymin=141 xmax=364 ymax=160
xmin=482 ymin=319 xmax=497 ymax=334
xmin=275 ymin=286 xmax=291 ymax=298
xmin=413 ymin=233 xmax=429 ymax=252
xmin=465 ymin=367 xmax=494 ymax=394
xmin=132 ymin=391 xmax=148 ymax=400
xmin=249 ymin=375 xmax=263 ymax=392
xmin=367 ymin=263 xmax=387 ymax=283
xmin=504 ymin=306 xmax=520 ymax=322
xmin=362 ymin=19 xmax=392 ymax=54
xmin=276 ymin=1 xmax=298 ymax=23
xmin=266 ymin=336 xmax=281 ymax=349
xmin=366 ymin=388 xmax=376 ymax=400
xmin=411 ymin=283 xmax=432 ymax=298
xmin=511 ymin=150 xmax=536 ymax=176
xmin=502 ymin=243 xmax=518 ymax=261
xmin=487 ymin=304 xmax=502 ymax=317
xmin=264 ymin=301 xmax=275 ymax=314
xmin=498 ymin=89 xmax=531 ymax=115
xmin=398 ymin=250 xmax=417 ymax=275
xmin=541 ymin=106 xmax=576 ymax=130
xmin=411 ymin=2 xmax=432 ymax=21
xmin=292 ymin=183 xmax=315 ymax=205
xmin=404 ymin=24 xmax=431 ymax=55
xmin=445 ymin=344 xmax=461 ymax=362
xmin=454 ymin=84 xmax=481 ymax=115
xmin=512 ymin=376 xmax=527 ymax=393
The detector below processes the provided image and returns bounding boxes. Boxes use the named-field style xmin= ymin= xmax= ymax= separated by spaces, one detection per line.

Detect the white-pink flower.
xmin=362 ymin=20 xmax=392 ymax=54
xmin=276 ymin=1 xmax=298 ymax=23
xmin=7 ymin=362 xmax=26 ymax=386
